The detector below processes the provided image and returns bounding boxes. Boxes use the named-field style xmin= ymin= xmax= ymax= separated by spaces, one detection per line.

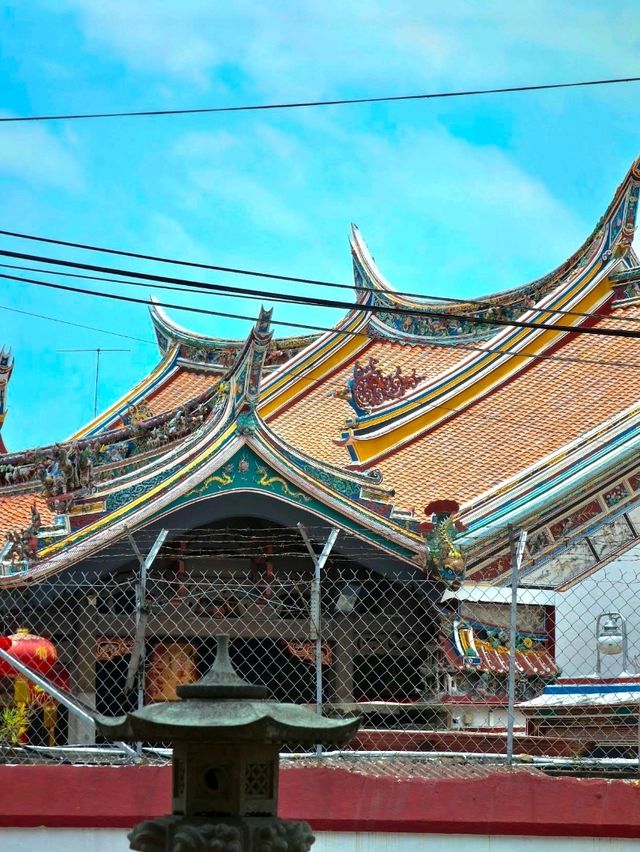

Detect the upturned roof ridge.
xmin=350 ymin=152 xmax=640 ymax=316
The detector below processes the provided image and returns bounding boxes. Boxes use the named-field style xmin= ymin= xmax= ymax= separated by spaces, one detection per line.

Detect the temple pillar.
xmin=67 ymin=597 xmax=97 ymax=745
xmin=330 ymin=616 xmax=356 ymax=705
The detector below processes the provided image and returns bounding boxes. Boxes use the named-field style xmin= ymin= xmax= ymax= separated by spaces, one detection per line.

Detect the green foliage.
xmin=0 ymin=705 xmax=30 ymax=745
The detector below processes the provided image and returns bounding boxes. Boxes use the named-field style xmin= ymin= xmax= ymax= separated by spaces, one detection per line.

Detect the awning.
xmin=440 ymin=637 xmax=558 ymax=676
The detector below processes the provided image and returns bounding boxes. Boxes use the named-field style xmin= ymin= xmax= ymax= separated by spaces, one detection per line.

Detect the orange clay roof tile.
xmin=269 ymin=302 xmax=640 ymax=514
xmin=144 ymin=368 xmax=218 ymax=417
xmin=0 ymin=493 xmax=53 ymax=539
xmin=268 ymin=339 xmax=466 ymax=468
xmin=377 ymin=301 xmax=640 ymax=511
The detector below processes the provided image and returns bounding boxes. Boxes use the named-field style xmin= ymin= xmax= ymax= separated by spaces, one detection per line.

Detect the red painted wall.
xmin=1 ymin=765 xmax=639 ymax=838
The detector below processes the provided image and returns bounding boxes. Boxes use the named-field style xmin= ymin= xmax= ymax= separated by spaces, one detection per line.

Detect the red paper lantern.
xmin=0 ymin=628 xmax=57 ymax=678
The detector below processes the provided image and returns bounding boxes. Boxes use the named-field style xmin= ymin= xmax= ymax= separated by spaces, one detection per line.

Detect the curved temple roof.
xmin=351 ymin=154 xmax=640 ymax=344
xmin=150 ymin=298 xmax=319 ymax=373
xmin=0 ymin=155 xmax=640 ymax=591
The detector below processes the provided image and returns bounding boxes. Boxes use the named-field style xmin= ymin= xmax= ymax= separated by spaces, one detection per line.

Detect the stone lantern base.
xmin=128 ymin=814 xmax=315 ymax=851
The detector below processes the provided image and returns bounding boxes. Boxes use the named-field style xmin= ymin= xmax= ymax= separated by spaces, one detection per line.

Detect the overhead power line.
xmin=0 ymin=261 xmax=228 ymax=302
xmin=0 ymin=248 xmax=638 ymax=340
xmin=6 ymin=255 xmax=640 ymax=339
xmin=0 ymin=303 xmax=156 ymax=345
xmin=1 ymin=288 xmax=639 ymax=449
xmin=0 ymin=75 xmax=639 ymax=123
xmin=0 ymin=228 xmax=637 ymax=327
xmin=5 ymin=268 xmax=640 ymax=371
xmin=0 ymin=226 xmax=467 ymax=301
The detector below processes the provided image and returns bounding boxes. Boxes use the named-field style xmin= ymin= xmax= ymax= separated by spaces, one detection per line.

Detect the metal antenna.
xmin=57 ymin=348 xmax=130 ymax=416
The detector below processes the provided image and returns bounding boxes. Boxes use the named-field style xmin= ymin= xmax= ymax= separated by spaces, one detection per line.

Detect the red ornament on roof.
xmin=424 ymin=499 xmax=460 ymax=517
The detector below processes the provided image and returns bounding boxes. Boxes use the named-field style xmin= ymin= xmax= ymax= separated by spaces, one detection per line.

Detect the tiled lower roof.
xmin=440 ymin=637 xmax=558 ymax=676
xmin=0 ymin=493 xmax=53 ymax=538
xmin=267 ymin=339 xmax=465 ymax=467
xmin=145 ymin=368 xmax=217 ymax=416
xmin=269 ymin=303 xmax=640 ymax=515
xmin=378 ymin=301 xmax=640 ymax=511
xmin=106 ymin=368 xmax=218 ymax=430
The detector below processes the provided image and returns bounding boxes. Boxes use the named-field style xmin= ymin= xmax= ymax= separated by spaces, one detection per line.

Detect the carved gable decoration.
xmin=347 ymin=357 xmax=425 ymax=414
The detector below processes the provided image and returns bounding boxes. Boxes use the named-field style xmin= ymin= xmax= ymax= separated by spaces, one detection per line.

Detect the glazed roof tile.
xmin=103 ymin=368 xmax=218 ymax=432
xmin=267 ymin=339 xmax=466 ymax=467
xmin=145 ymin=368 xmax=217 ymax=417
xmin=378 ymin=301 xmax=640 ymax=511
xmin=0 ymin=493 xmax=53 ymax=538
xmin=269 ymin=302 xmax=640 ymax=514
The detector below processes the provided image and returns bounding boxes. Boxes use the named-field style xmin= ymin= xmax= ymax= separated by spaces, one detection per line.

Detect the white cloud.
xmin=144 ymin=213 xmax=212 ymax=263
xmin=49 ymin=0 xmax=219 ymax=87
xmin=44 ymin=1 xmax=640 ymax=96
xmin=0 ymin=121 xmax=83 ymax=191
xmin=169 ymin=126 xmax=310 ymax=238
xmin=166 ymin=119 xmax=585 ymax=295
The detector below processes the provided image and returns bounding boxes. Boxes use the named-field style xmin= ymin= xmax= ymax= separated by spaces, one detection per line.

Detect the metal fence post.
xmin=507 ymin=527 xmax=527 ymax=766
xmin=298 ymin=525 xmax=339 ymax=757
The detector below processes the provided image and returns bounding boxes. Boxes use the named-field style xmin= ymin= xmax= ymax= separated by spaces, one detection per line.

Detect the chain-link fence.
xmin=1 ymin=521 xmax=640 ymax=777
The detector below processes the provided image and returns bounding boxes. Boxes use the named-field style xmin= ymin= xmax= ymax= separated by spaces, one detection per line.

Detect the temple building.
xmin=0 ymin=156 xmax=639 ymax=743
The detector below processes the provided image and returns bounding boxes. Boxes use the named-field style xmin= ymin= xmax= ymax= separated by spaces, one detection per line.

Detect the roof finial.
xmin=177 ymin=635 xmax=269 ymax=700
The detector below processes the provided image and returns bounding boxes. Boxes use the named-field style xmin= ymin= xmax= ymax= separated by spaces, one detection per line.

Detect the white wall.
xmin=455 ymin=706 xmax=524 ymax=729
xmin=4 ymin=828 xmax=640 ymax=852
xmin=555 ymin=545 xmax=640 ymax=678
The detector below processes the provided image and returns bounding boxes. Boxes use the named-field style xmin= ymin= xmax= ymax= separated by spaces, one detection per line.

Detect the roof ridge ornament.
xmin=232 ymin=308 xmax=273 ymax=432
xmin=342 ymin=355 xmax=426 ymax=416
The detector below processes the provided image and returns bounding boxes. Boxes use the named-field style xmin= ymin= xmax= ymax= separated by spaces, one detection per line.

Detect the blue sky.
xmin=0 ymin=1 xmax=639 ymax=450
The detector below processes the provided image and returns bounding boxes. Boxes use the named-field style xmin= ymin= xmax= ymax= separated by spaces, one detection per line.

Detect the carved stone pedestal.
xmin=128 ymin=814 xmax=315 ymax=852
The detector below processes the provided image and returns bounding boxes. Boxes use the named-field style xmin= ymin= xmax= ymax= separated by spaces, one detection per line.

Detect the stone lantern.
xmin=97 ymin=636 xmax=359 ymax=851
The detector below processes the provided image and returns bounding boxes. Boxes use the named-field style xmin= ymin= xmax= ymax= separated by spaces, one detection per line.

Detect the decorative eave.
xmin=611 ymin=263 xmax=640 ymax=305
xmin=351 ymin=154 xmax=640 ymax=343
xmin=338 ymin=156 xmax=640 ymax=467
xmin=1 ymin=312 xmax=426 ymax=587
xmin=461 ymin=460 xmax=640 ymax=592
xmin=451 ymin=400 xmax=640 ymax=590
xmin=149 ymin=298 xmax=320 ymax=374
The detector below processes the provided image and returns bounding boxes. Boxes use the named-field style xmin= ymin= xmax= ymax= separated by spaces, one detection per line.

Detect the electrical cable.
xmin=5 ymin=268 xmax=640 ymax=371
xmin=0 ymin=303 xmax=156 ymax=345
xmin=0 ymin=249 xmax=639 ymax=340
xmin=2 ymin=228 xmax=639 ymax=327
xmin=0 ymin=261 xmax=259 ymax=307
xmin=3 ymin=255 xmax=640 ymax=336
xmin=0 ymin=74 xmax=639 ymax=123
